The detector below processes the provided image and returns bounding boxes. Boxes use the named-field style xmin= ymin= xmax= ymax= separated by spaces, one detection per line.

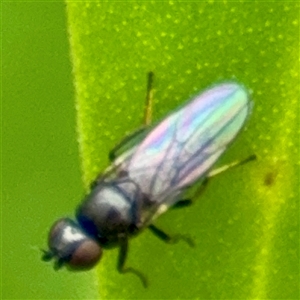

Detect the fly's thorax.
xmin=76 ymin=180 xmax=141 ymax=247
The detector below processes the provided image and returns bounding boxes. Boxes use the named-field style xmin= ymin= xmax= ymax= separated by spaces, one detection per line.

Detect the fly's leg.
xmin=148 ymin=224 xmax=195 ymax=247
xmin=109 ymin=127 xmax=147 ymax=161
xmin=171 ymin=178 xmax=209 ymax=209
xmin=173 ymin=154 xmax=257 ymax=207
xmin=171 ymin=199 xmax=193 ymax=209
xmin=109 ymin=72 xmax=155 ymax=161
xmin=89 ymin=161 xmax=122 ymax=188
xmin=193 ymin=154 xmax=257 ymax=199
xmin=118 ymin=237 xmax=148 ymax=288
xmin=143 ymin=71 xmax=154 ymax=126
xmin=206 ymin=154 xmax=257 ymax=179
xmin=149 ymin=155 xmax=256 ymax=247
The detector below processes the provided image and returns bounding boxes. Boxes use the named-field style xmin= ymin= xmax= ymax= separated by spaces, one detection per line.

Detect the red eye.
xmin=68 ymin=239 xmax=102 ymax=270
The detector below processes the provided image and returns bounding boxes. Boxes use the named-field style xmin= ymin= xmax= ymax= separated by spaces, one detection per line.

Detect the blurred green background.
xmin=2 ymin=1 xmax=299 ymax=300
xmin=2 ymin=2 xmax=99 ymax=299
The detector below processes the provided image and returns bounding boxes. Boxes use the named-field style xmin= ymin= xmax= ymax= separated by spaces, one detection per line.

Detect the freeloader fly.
xmin=42 ymin=73 xmax=255 ymax=287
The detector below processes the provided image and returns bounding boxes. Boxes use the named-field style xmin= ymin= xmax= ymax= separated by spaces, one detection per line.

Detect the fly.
xmin=42 ymin=72 xmax=256 ymax=287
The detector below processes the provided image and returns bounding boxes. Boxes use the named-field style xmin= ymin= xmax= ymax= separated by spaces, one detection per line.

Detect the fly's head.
xmin=42 ymin=218 xmax=102 ymax=271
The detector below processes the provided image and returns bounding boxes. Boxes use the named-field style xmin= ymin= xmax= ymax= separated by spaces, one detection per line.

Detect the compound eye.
xmin=43 ymin=218 xmax=102 ymax=270
xmin=67 ymin=239 xmax=102 ymax=270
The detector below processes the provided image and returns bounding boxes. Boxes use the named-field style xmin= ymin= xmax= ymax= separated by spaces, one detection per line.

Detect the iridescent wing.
xmin=106 ymin=83 xmax=251 ymax=223
xmin=127 ymin=83 xmax=250 ymax=200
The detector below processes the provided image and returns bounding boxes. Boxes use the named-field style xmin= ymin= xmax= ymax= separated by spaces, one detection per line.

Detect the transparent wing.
xmin=123 ymin=83 xmax=251 ymax=211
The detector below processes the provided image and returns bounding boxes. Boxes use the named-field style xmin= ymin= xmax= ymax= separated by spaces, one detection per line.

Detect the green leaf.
xmin=66 ymin=1 xmax=299 ymax=299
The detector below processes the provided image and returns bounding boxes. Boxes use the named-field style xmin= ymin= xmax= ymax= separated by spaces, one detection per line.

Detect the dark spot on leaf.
xmin=264 ymin=171 xmax=277 ymax=186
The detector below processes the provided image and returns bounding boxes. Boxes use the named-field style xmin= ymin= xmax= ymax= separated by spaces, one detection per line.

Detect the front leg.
xmin=117 ymin=236 xmax=148 ymax=288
